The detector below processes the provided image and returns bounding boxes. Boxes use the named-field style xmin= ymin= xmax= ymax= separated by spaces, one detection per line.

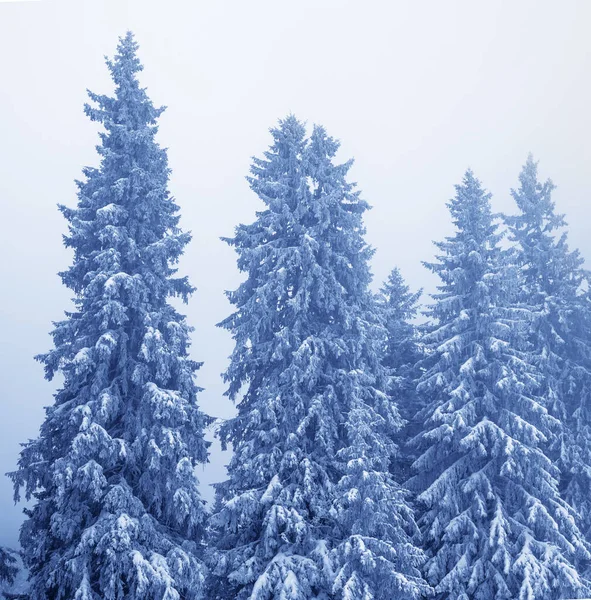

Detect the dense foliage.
xmin=410 ymin=170 xmax=589 ymax=599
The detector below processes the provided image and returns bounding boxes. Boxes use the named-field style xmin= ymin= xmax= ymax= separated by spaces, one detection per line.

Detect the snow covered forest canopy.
xmin=1 ymin=2 xmax=591 ymax=599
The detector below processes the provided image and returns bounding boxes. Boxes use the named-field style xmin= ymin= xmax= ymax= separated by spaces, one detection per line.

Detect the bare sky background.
xmin=0 ymin=0 xmax=590 ymax=548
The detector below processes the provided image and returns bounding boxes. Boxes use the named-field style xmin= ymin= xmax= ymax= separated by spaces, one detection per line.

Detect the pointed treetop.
xmin=451 ymin=168 xmax=490 ymax=209
xmin=506 ymin=155 xmax=583 ymax=299
xmin=382 ymin=267 xmax=414 ymax=299
xmin=85 ymin=31 xmax=164 ymax=129
xmin=510 ymin=154 xmax=562 ymax=231
xmin=307 ymin=124 xmax=358 ymax=196
xmin=113 ymin=31 xmax=141 ymax=66
xmin=106 ymin=30 xmax=144 ymax=91
xmin=267 ymin=113 xmax=307 ymax=149
xmin=445 ymin=169 xmax=498 ymax=244
xmin=308 ymin=122 xmax=340 ymax=161
xmin=381 ymin=267 xmax=422 ymax=320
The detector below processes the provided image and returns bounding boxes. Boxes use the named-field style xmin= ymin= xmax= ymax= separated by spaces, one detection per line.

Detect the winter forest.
xmin=2 ymin=25 xmax=591 ymax=600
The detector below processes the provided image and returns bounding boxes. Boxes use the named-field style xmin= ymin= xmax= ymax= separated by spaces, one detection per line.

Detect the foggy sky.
xmin=0 ymin=0 xmax=590 ymax=548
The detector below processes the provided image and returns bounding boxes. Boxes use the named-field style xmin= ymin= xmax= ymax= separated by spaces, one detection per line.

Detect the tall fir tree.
xmin=207 ymin=116 xmax=427 ymax=600
xmin=377 ymin=268 xmax=423 ymax=482
xmin=10 ymin=33 xmax=210 ymax=600
xmin=505 ymin=155 xmax=591 ymax=544
xmin=410 ymin=170 xmax=589 ymax=600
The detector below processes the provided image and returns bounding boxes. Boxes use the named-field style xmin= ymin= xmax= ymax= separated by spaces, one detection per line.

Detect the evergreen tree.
xmin=411 ymin=170 xmax=589 ymax=600
xmin=505 ymin=156 xmax=591 ymax=544
xmin=208 ymin=117 xmax=427 ymax=600
xmin=10 ymin=32 xmax=209 ymax=600
xmin=379 ymin=268 xmax=422 ymax=384
xmin=377 ymin=268 xmax=423 ymax=481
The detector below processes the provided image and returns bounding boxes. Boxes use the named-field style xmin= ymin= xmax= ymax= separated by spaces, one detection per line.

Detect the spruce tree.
xmin=505 ymin=155 xmax=591 ymax=545
xmin=377 ymin=268 xmax=423 ymax=482
xmin=10 ymin=32 xmax=209 ymax=600
xmin=411 ymin=170 xmax=588 ymax=600
xmin=208 ymin=116 xmax=427 ymax=600
xmin=379 ymin=268 xmax=422 ymax=386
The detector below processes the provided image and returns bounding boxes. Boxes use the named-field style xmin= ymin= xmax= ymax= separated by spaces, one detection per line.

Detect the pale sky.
xmin=0 ymin=0 xmax=590 ymax=548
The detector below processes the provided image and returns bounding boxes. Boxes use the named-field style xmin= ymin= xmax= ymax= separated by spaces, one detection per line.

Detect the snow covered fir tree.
xmin=9 ymin=32 xmax=210 ymax=600
xmin=505 ymin=156 xmax=591 ymax=550
xmin=207 ymin=116 xmax=428 ymax=600
xmin=409 ymin=170 xmax=590 ymax=599
xmin=378 ymin=268 xmax=423 ymax=417
xmin=377 ymin=268 xmax=423 ymax=482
